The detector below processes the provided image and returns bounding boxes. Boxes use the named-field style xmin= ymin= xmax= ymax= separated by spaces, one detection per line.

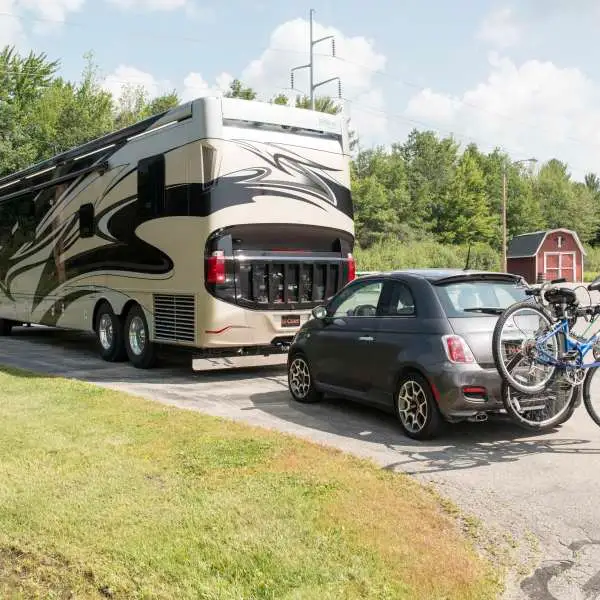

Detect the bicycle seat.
xmin=543 ymin=287 xmax=578 ymax=306
xmin=589 ymin=278 xmax=600 ymax=292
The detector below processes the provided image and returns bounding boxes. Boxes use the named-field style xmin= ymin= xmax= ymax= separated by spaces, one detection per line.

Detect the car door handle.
xmin=358 ymin=336 xmax=374 ymax=342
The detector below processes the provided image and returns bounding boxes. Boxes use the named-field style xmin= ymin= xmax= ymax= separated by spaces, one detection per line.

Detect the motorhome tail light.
xmin=206 ymin=250 xmax=225 ymax=284
xmin=347 ymin=253 xmax=356 ymax=282
xmin=442 ymin=335 xmax=476 ymax=364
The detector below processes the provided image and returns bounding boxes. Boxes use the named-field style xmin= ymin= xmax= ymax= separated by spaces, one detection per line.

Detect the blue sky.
xmin=3 ymin=0 xmax=600 ymax=180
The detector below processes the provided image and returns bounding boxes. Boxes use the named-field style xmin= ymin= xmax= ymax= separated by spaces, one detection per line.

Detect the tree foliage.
xmin=224 ymin=79 xmax=257 ymax=100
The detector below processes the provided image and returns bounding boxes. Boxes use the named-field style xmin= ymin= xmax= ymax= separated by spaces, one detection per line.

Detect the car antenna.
xmin=463 ymin=244 xmax=471 ymax=271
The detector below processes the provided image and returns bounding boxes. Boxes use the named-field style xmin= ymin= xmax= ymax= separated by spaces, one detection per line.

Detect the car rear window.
xmin=434 ymin=279 xmax=528 ymax=317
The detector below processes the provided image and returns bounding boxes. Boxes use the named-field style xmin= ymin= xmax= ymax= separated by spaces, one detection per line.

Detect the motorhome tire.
xmin=124 ymin=304 xmax=157 ymax=369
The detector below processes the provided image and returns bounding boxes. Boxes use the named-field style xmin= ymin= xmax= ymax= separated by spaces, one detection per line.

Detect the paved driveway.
xmin=1 ymin=326 xmax=600 ymax=600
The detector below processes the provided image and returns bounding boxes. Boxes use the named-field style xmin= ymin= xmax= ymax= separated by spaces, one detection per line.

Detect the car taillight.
xmin=206 ymin=250 xmax=225 ymax=284
xmin=347 ymin=253 xmax=356 ymax=282
xmin=442 ymin=335 xmax=476 ymax=364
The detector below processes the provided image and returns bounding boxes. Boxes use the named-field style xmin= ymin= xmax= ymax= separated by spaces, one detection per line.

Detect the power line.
xmin=0 ymin=7 xmax=596 ymax=149
xmin=0 ymin=9 xmax=597 ymax=174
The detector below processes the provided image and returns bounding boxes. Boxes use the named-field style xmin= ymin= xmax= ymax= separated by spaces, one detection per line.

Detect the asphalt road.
xmin=1 ymin=326 xmax=600 ymax=600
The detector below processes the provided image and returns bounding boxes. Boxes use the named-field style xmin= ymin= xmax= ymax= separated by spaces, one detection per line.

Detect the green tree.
xmin=26 ymin=52 xmax=114 ymax=159
xmin=439 ymin=147 xmax=496 ymax=244
xmin=145 ymin=91 xmax=179 ymax=116
xmin=224 ymin=78 xmax=257 ymax=100
xmin=114 ymin=83 xmax=180 ymax=129
xmin=399 ymin=129 xmax=459 ymax=235
xmin=585 ymin=172 xmax=600 ymax=196
xmin=0 ymin=45 xmax=61 ymax=175
xmin=351 ymin=172 xmax=400 ymax=247
xmin=271 ymin=93 xmax=289 ymax=106
xmin=0 ymin=45 xmax=58 ymax=110
xmin=295 ymin=94 xmax=342 ymax=114
xmin=533 ymin=159 xmax=599 ymax=243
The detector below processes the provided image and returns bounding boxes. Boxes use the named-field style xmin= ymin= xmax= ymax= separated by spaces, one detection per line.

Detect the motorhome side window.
xmin=137 ymin=154 xmax=165 ymax=218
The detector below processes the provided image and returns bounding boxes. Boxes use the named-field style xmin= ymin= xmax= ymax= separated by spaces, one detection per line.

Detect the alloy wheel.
xmin=289 ymin=357 xmax=311 ymax=399
xmin=98 ymin=313 xmax=114 ymax=351
xmin=128 ymin=315 xmax=146 ymax=356
xmin=397 ymin=379 xmax=429 ymax=434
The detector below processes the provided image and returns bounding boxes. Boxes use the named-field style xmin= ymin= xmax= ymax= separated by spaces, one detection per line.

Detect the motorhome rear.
xmin=0 ymin=96 xmax=355 ymax=369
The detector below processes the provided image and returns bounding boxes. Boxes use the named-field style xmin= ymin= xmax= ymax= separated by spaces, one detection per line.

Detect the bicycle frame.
xmin=534 ymin=316 xmax=600 ymax=369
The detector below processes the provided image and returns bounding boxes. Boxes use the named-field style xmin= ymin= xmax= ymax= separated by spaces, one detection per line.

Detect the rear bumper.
xmin=198 ymin=304 xmax=313 ymax=348
xmin=429 ymin=362 xmax=505 ymax=421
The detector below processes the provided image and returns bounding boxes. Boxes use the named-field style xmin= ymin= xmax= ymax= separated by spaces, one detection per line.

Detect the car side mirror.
xmin=312 ymin=305 xmax=328 ymax=320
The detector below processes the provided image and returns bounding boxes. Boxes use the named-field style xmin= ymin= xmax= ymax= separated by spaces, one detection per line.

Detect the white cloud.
xmin=0 ymin=0 xmax=25 ymax=47
xmin=0 ymin=0 xmax=85 ymax=39
xmin=404 ymin=52 xmax=600 ymax=180
xmin=102 ymin=65 xmax=232 ymax=106
xmin=240 ymin=17 xmax=389 ymax=145
xmin=18 ymin=0 xmax=85 ymax=22
xmin=1 ymin=0 xmax=206 ymax=44
xmin=476 ymin=7 xmax=521 ymax=48
xmin=102 ymin=65 xmax=174 ymax=103
xmin=101 ymin=18 xmax=388 ymax=145
xmin=180 ymin=70 xmax=232 ymax=102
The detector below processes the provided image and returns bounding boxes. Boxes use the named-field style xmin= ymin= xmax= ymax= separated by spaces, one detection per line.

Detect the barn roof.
xmin=508 ymin=228 xmax=587 ymax=258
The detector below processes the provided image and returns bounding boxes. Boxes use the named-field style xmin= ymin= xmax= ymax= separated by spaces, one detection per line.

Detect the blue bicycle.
xmin=492 ymin=277 xmax=600 ymax=429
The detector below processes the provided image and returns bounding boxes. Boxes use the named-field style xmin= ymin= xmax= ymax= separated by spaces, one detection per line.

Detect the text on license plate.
xmin=281 ymin=315 xmax=301 ymax=327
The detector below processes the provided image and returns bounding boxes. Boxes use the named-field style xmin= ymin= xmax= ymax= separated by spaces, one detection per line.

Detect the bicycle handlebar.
xmin=575 ymin=304 xmax=600 ymax=318
xmin=525 ymin=278 xmax=562 ymax=298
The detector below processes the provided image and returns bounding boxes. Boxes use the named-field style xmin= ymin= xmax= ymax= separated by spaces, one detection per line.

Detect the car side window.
xmin=330 ymin=280 xmax=384 ymax=318
xmin=381 ymin=281 xmax=416 ymax=316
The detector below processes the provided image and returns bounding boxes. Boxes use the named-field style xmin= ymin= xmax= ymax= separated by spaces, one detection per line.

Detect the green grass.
xmin=0 ymin=367 xmax=501 ymax=599
xmin=355 ymin=239 xmax=501 ymax=272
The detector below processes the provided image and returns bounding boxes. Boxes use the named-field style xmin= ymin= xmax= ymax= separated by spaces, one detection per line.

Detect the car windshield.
xmin=434 ymin=279 xmax=528 ymax=318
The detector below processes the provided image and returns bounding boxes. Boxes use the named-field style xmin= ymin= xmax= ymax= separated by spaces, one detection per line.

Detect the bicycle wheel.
xmin=582 ymin=367 xmax=600 ymax=427
xmin=492 ymin=300 xmax=560 ymax=395
xmin=502 ymin=352 xmax=579 ymax=430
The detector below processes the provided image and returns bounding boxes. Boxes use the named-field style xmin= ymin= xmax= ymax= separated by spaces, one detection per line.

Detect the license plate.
xmin=281 ymin=315 xmax=301 ymax=328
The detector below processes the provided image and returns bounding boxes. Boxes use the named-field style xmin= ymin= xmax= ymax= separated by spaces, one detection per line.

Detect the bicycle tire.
xmin=582 ymin=367 xmax=600 ymax=427
xmin=492 ymin=300 xmax=558 ymax=395
xmin=501 ymin=352 xmax=579 ymax=430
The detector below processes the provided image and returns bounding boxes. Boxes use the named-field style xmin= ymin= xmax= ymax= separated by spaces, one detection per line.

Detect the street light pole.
xmin=501 ymin=157 xmax=537 ymax=272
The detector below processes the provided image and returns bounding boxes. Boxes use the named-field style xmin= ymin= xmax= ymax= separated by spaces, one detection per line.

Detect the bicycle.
xmin=492 ymin=276 xmax=600 ymax=429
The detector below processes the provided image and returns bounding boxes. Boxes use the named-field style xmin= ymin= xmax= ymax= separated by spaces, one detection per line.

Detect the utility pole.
xmin=290 ymin=8 xmax=342 ymax=110
xmin=502 ymin=163 xmax=507 ymax=272
xmin=309 ymin=8 xmax=314 ymax=109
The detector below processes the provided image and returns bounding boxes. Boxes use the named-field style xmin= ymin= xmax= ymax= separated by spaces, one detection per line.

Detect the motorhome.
xmin=0 ymin=95 xmax=355 ymax=370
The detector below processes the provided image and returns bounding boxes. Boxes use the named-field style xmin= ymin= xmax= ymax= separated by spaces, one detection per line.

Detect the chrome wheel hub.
xmin=128 ymin=316 xmax=146 ymax=356
xmin=397 ymin=380 xmax=428 ymax=433
xmin=289 ymin=357 xmax=311 ymax=398
xmin=98 ymin=314 xmax=114 ymax=351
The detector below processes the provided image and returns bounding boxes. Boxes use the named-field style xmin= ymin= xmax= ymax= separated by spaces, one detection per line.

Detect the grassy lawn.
xmin=0 ymin=367 xmax=500 ymax=599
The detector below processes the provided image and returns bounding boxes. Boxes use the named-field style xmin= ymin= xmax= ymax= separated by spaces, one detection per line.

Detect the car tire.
xmin=394 ymin=372 xmax=444 ymax=440
xmin=124 ymin=304 xmax=157 ymax=369
xmin=288 ymin=353 xmax=322 ymax=404
xmin=95 ymin=302 xmax=127 ymax=362
xmin=0 ymin=319 xmax=13 ymax=336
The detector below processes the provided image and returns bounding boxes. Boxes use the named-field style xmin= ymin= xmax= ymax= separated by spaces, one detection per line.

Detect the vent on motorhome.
xmin=153 ymin=294 xmax=195 ymax=342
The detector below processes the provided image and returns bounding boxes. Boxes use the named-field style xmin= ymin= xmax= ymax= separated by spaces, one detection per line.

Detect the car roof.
xmin=358 ymin=268 xmax=524 ymax=284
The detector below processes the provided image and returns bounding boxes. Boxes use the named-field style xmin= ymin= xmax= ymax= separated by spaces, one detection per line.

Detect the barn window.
xmin=557 ymin=235 xmax=563 ymax=248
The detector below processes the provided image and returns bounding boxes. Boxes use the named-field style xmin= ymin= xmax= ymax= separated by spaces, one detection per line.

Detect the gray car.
xmin=286 ymin=269 xmax=535 ymax=439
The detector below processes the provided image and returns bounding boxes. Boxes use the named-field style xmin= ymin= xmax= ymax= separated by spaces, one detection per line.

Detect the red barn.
xmin=507 ymin=228 xmax=586 ymax=284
